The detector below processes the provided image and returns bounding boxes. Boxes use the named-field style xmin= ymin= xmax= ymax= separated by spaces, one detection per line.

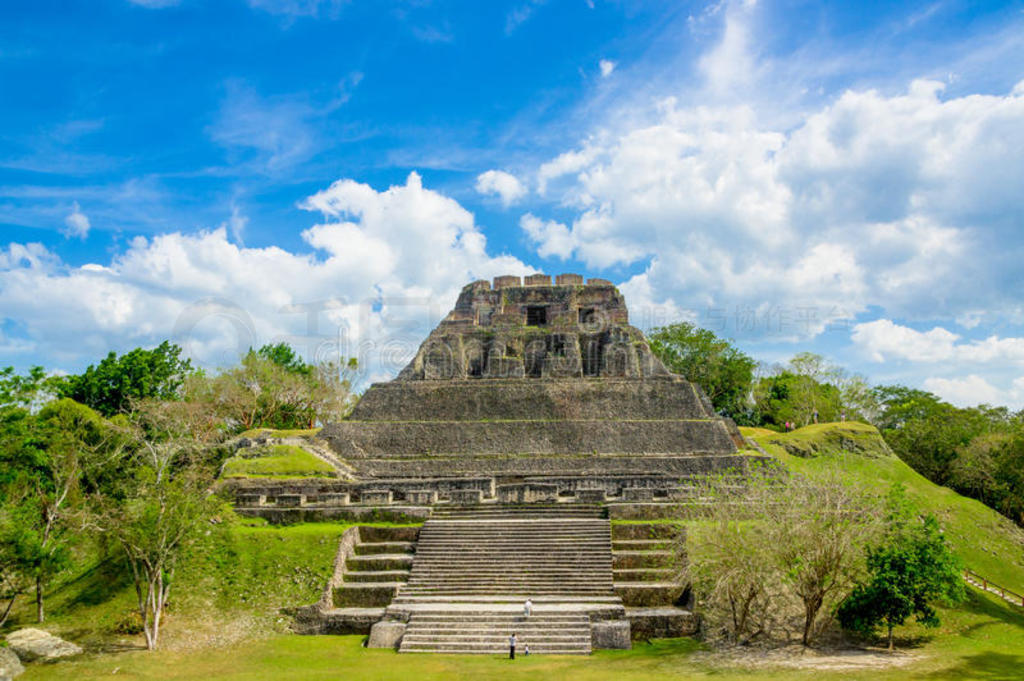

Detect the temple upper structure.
xmin=397 ymin=274 xmax=670 ymax=381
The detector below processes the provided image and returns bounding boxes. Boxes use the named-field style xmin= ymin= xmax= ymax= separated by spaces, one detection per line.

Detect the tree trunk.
xmin=887 ymin=623 xmax=894 ymax=651
xmin=0 ymin=594 xmax=16 ymax=627
xmin=35 ymin=575 xmax=44 ymax=623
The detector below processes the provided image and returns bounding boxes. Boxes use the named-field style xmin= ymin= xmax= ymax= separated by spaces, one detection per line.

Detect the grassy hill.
xmin=742 ymin=422 xmax=1024 ymax=590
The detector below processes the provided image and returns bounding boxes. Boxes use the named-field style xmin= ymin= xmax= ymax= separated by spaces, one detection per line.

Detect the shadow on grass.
xmin=923 ymin=652 xmax=1024 ymax=680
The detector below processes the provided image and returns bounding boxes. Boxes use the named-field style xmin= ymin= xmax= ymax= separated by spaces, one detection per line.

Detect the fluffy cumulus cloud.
xmin=923 ymin=375 xmax=1024 ymax=409
xmin=474 ymin=170 xmax=527 ymax=207
xmin=599 ymin=59 xmax=616 ymax=78
xmin=851 ymin=319 xmax=1024 ymax=365
xmin=0 ymin=173 xmax=531 ymax=380
xmin=62 ymin=202 xmax=90 ymax=239
xmin=524 ymin=79 xmax=1024 ymax=339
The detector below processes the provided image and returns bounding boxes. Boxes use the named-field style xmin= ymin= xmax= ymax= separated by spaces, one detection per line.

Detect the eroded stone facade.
xmin=397 ymin=275 xmax=669 ymax=381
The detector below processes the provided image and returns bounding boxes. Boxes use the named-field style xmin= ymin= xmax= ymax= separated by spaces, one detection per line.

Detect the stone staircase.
xmin=400 ymin=610 xmax=593 ymax=654
xmin=391 ymin=505 xmax=620 ymax=654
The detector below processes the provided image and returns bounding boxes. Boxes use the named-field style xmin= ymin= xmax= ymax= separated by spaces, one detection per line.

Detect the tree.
xmin=202 ymin=347 xmax=356 ymax=431
xmin=683 ymin=465 xmax=878 ymax=646
xmin=8 ymin=399 xmax=125 ymax=622
xmin=872 ymin=386 xmax=995 ymax=486
xmin=254 ymin=343 xmax=313 ymax=376
xmin=57 ymin=341 xmax=193 ymax=416
xmin=837 ymin=484 xmax=964 ymax=649
xmin=648 ymin=322 xmax=756 ymax=418
xmin=95 ymin=400 xmax=221 ymax=650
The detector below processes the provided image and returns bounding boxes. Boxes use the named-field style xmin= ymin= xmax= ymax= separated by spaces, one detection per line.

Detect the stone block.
xmin=524 ymin=273 xmax=552 ymax=286
xmin=321 ymin=493 xmax=350 ymax=506
xmin=591 ymin=620 xmax=631 ymax=649
xmin=448 ymin=489 xmax=483 ymax=504
xmin=405 ymin=490 xmax=437 ymax=505
xmin=359 ymin=525 xmax=420 ymax=543
xmin=587 ymin=277 xmax=613 ymax=286
xmin=612 ymin=523 xmax=683 ymax=540
xmin=275 ymin=494 xmax=305 ymax=508
xmin=623 ymin=488 xmax=654 ymax=502
xmin=367 ymin=621 xmax=406 ymax=649
xmin=497 ymin=483 xmax=558 ymax=503
xmin=626 ymin=607 xmax=699 ymax=639
xmin=235 ymin=494 xmax=265 ymax=507
xmin=493 ymin=275 xmax=522 ymax=289
xmin=615 ymin=583 xmax=686 ymax=607
xmin=555 ymin=273 xmax=584 ymax=285
xmin=333 ymin=584 xmax=400 ymax=608
xmin=360 ymin=489 xmax=392 ymax=505
xmin=576 ymin=489 xmax=606 ymax=503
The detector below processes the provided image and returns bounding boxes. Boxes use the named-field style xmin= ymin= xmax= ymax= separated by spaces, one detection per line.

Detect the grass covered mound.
xmin=221 ymin=444 xmax=336 ymax=479
xmin=742 ymin=422 xmax=1024 ymax=591
xmin=745 ymin=422 xmax=892 ymax=459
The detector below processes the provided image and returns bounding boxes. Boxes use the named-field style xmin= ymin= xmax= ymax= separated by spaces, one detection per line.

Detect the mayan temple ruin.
xmin=229 ymin=274 xmax=768 ymax=653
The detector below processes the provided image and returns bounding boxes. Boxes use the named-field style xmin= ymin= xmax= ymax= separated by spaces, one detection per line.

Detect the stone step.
xmin=612 ymin=540 xmax=672 ymax=551
xmin=332 ymin=582 xmax=402 ymax=607
xmin=390 ymin=595 xmax=623 ymax=604
xmin=343 ymin=570 xmax=411 ymax=582
xmin=354 ymin=541 xmax=416 ymax=556
xmin=611 ymin=523 xmax=682 ymax=540
xmin=346 ymin=554 xmax=415 ymax=571
xmin=613 ymin=568 xmax=676 ymax=582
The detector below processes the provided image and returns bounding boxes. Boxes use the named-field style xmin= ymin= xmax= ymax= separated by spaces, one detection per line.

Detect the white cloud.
xmin=62 ymin=202 xmax=90 ymax=239
xmin=524 ymin=78 xmax=1024 ymax=338
xmin=207 ymin=82 xmax=318 ymax=172
xmin=851 ymin=319 xmax=1024 ymax=365
xmin=0 ymin=173 xmax=532 ymax=379
xmin=599 ymin=59 xmax=616 ymax=78
xmin=475 ymin=170 xmax=527 ymax=207
xmin=923 ymin=375 xmax=1008 ymax=408
xmin=519 ymin=214 xmax=573 ymax=259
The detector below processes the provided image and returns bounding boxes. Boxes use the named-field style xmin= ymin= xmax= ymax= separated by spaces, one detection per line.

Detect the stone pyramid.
xmin=320 ymin=274 xmax=748 ymax=501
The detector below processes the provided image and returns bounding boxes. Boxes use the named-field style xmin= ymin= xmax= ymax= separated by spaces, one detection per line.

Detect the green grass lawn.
xmin=221 ymin=444 xmax=336 ymax=478
xmin=17 ymin=590 xmax=1024 ymax=681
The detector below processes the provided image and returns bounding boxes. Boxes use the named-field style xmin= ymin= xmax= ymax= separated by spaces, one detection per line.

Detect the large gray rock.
xmin=591 ymin=620 xmax=631 ymax=649
xmin=5 ymin=628 xmax=82 ymax=662
xmin=0 ymin=646 xmax=24 ymax=681
xmin=367 ymin=621 xmax=406 ymax=649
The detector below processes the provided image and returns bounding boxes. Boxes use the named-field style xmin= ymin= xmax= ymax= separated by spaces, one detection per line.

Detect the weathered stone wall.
xmin=322 ymin=418 xmax=736 ymax=458
xmin=350 ymin=378 xmax=714 ymax=421
xmin=347 ymin=454 xmax=764 ymax=479
xmin=395 ymin=275 xmax=672 ymax=381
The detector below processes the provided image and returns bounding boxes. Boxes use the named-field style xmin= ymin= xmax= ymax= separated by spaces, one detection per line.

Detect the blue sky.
xmin=2 ymin=0 xmax=1024 ymax=405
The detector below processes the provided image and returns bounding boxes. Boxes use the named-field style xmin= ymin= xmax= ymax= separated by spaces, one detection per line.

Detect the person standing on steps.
xmin=509 ymin=632 xmax=517 ymax=659
xmin=524 ymin=643 xmax=531 ymax=656
xmin=524 ymin=598 xmax=533 ymax=619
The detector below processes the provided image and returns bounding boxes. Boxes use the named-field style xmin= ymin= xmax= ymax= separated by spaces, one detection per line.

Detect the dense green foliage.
xmin=836 ymin=484 xmax=965 ymax=649
xmin=55 ymin=341 xmax=193 ymax=416
xmin=0 ymin=340 xmax=355 ymax=641
xmin=648 ymin=322 xmax=756 ymax=417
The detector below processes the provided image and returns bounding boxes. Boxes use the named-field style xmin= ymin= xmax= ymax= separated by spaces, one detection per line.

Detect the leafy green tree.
xmin=202 ymin=347 xmax=356 ymax=431
xmin=2 ymin=399 xmax=124 ymax=621
xmin=648 ymin=322 xmax=756 ymax=418
xmin=837 ymin=484 xmax=964 ymax=650
xmin=255 ymin=343 xmax=313 ymax=376
xmin=753 ymin=371 xmax=841 ymax=429
xmin=95 ymin=401 xmax=222 ymax=650
xmin=872 ymin=386 xmax=995 ymax=485
xmin=57 ymin=341 xmax=193 ymax=416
